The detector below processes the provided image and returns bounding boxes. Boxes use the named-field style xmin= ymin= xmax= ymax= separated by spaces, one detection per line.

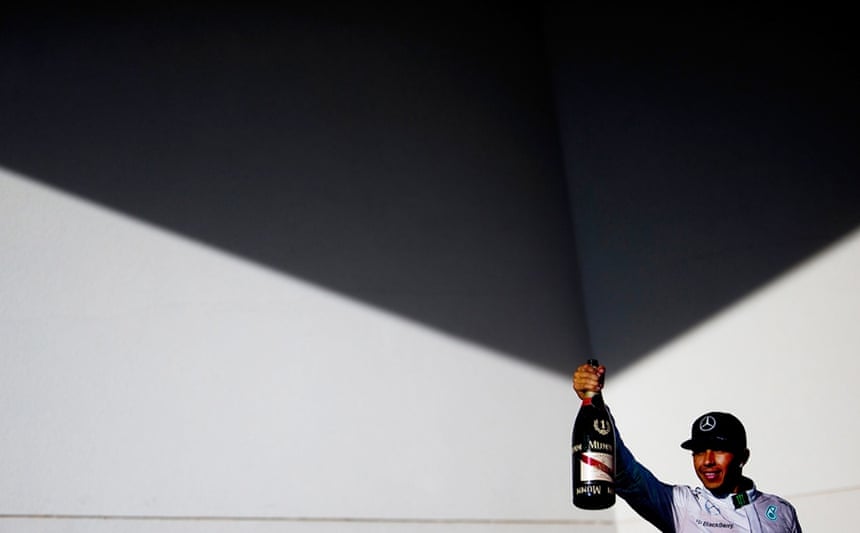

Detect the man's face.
xmin=692 ymin=448 xmax=744 ymax=494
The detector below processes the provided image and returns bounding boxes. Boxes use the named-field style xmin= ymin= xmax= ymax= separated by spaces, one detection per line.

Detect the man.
xmin=573 ymin=362 xmax=801 ymax=532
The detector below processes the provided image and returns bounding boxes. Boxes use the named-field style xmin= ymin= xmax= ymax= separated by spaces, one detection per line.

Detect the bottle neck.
xmin=581 ymin=392 xmax=603 ymax=406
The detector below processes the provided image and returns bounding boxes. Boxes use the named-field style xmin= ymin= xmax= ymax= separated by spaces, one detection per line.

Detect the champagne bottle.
xmin=572 ymin=359 xmax=616 ymax=509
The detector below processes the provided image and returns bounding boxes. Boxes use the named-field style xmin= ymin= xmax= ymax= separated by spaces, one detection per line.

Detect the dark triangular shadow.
xmin=2 ymin=7 xmax=857 ymax=377
xmin=0 ymin=6 xmax=590 ymax=375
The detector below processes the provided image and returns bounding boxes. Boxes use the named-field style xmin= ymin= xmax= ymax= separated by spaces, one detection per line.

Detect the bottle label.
xmin=579 ymin=451 xmax=614 ymax=482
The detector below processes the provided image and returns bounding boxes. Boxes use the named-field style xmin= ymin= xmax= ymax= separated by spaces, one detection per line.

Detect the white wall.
xmin=1 ymin=7 xmax=603 ymax=530
xmin=0 ymin=168 xmax=608 ymax=532
xmin=6 ymin=169 xmax=858 ymax=533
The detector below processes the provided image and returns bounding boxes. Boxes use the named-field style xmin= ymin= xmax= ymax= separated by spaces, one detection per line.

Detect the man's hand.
xmin=572 ymin=362 xmax=605 ymax=401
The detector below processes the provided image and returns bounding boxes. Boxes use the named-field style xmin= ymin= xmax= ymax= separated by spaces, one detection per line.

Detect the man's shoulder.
xmin=669 ymin=484 xmax=705 ymax=506
xmin=671 ymin=484 xmax=702 ymax=498
xmin=754 ymin=487 xmax=798 ymax=510
xmin=753 ymin=489 xmax=800 ymax=525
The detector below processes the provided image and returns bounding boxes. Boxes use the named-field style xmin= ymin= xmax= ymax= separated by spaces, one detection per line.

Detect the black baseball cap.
xmin=680 ymin=412 xmax=747 ymax=453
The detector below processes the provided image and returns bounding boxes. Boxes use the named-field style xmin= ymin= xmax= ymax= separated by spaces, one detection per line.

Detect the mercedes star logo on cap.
xmin=699 ymin=415 xmax=717 ymax=432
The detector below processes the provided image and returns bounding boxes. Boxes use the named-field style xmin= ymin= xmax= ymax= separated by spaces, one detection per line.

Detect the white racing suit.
xmin=614 ymin=422 xmax=802 ymax=532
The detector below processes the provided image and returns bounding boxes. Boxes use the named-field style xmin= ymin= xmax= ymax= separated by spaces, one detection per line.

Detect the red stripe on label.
xmin=581 ymin=454 xmax=612 ymax=476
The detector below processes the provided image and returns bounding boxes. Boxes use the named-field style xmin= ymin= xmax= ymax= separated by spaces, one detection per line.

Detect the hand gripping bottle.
xmin=572 ymin=359 xmax=616 ymax=509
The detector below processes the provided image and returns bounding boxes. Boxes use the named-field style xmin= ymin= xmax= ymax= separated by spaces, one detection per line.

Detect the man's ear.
xmin=738 ymin=448 xmax=750 ymax=467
